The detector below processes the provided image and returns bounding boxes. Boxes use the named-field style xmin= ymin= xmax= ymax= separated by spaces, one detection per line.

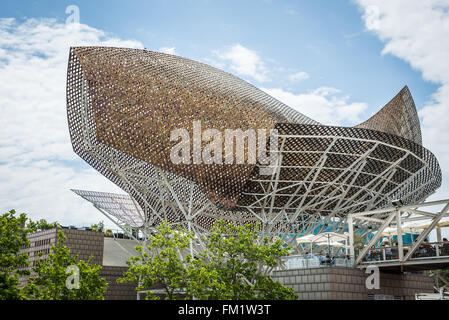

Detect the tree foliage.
xmin=119 ymin=220 xmax=297 ymax=300
xmin=90 ymin=221 xmax=104 ymax=232
xmin=27 ymin=219 xmax=59 ymax=233
xmin=353 ymin=232 xmax=365 ymax=254
xmin=0 ymin=210 xmax=30 ymax=300
xmin=189 ymin=220 xmax=297 ymax=300
xmin=22 ymin=230 xmax=108 ymax=300
xmin=118 ymin=222 xmax=193 ymax=300
xmin=432 ymin=269 xmax=449 ymax=288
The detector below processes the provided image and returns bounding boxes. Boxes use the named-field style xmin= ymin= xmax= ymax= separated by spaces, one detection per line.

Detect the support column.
xmin=403 ymin=202 xmax=449 ymax=261
xmin=356 ymin=211 xmax=396 ymax=265
xmin=187 ymin=217 xmax=194 ymax=257
xmin=348 ymin=216 xmax=355 ymax=263
xmin=437 ymin=227 xmax=442 ymax=257
xmin=396 ymin=210 xmax=404 ymax=261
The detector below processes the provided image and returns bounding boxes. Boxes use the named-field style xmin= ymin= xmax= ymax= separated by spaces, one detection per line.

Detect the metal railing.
xmin=361 ymin=242 xmax=449 ymax=263
xmin=61 ymin=225 xmax=144 ymax=240
xmin=280 ymin=254 xmax=355 ymax=269
xmin=105 ymin=228 xmax=144 ymax=241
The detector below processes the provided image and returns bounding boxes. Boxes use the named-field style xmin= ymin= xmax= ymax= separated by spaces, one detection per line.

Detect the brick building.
xmin=19 ymin=227 xmax=435 ymax=300
xmin=20 ymin=227 xmax=138 ymax=300
xmin=272 ymin=266 xmax=434 ymax=300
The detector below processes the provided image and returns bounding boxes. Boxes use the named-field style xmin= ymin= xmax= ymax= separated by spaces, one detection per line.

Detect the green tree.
xmin=0 ymin=210 xmax=30 ymax=300
xmin=118 ymin=222 xmax=193 ymax=300
xmin=27 ymin=219 xmax=59 ymax=233
xmin=431 ymin=269 xmax=449 ymax=289
xmin=91 ymin=220 xmax=104 ymax=232
xmin=119 ymin=220 xmax=297 ymax=300
xmin=22 ymin=230 xmax=107 ymax=300
xmin=353 ymin=232 xmax=365 ymax=255
xmin=189 ymin=220 xmax=297 ymax=300
xmin=105 ymin=229 xmax=113 ymax=237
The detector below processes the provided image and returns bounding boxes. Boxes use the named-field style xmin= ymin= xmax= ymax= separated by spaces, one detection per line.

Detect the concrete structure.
xmin=20 ymin=227 xmax=438 ymax=300
xmin=20 ymin=227 xmax=138 ymax=300
xmin=272 ymin=267 xmax=433 ymax=300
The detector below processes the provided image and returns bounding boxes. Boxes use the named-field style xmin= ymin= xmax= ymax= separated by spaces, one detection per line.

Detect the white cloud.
xmin=210 ymin=45 xmax=366 ymax=126
xmin=212 ymin=44 xmax=270 ymax=82
xmin=202 ymin=57 xmax=226 ymax=70
xmin=355 ymin=0 xmax=449 ymax=202
xmin=262 ymin=87 xmax=368 ymax=126
xmin=158 ymin=46 xmax=177 ymax=55
xmin=0 ymin=18 xmax=144 ymax=227
xmin=289 ymin=71 xmax=310 ymax=82
xmin=0 ymin=162 xmax=123 ymax=228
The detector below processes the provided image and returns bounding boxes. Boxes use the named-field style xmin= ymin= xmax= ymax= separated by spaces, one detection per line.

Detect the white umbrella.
xmin=296 ymin=232 xmax=349 ymax=256
xmin=295 ymin=234 xmax=316 ymax=244
xmin=315 ymin=239 xmax=347 ymax=247
xmin=296 ymin=232 xmax=348 ymax=244
xmin=312 ymin=232 xmax=348 ymax=243
xmin=381 ymin=226 xmax=415 ymax=236
xmin=296 ymin=234 xmax=318 ymax=255
xmin=313 ymin=232 xmax=348 ymax=256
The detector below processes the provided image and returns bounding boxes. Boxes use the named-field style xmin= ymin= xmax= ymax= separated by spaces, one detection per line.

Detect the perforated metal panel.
xmin=71 ymin=189 xmax=145 ymax=228
xmin=356 ymin=86 xmax=422 ymax=145
xmin=239 ymin=124 xmax=441 ymax=218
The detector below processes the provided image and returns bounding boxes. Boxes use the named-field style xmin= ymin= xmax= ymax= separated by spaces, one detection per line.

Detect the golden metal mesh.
xmin=66 ymin=46 xmax=441 ymax=234
xmin=75 ymin=48 xmax=231 ymax=207
xmin=69 ymin=47 xmax=323 ymax=208
xmin=238 ymin=123 xmax=441 ymax=216
xmin=356 ymin=86 xmax=422 ymax=145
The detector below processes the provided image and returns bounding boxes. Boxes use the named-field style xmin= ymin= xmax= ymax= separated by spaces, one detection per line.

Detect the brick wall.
xmin=19 ymin=227 xmax=139 ymax=300
xmin=21 ymin=227 xmax=104 ymax=267
xmin=272 ymin=267 xmax=434 ymax=300
xmin=62 ymin=228 xmax=104 ymax=265
xmin=21 ymin=228 xmax=57 ymax=270
xmin=100 ymin=266 xmax=137 ymax=300
xmin=330 ymin=267 xmax=434 ymax=300
xmin=20 ymin=228 xmax=435 ymax=300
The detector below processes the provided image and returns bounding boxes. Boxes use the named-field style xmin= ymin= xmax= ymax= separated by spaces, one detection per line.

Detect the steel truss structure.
xmin=350 ymin=199 xmax=449 ymax=268
xmin=67 ymin=46 xmax=442 ymax=254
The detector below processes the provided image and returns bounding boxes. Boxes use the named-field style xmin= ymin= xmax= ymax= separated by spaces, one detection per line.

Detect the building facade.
xmin=272 ymin=267 xmax=433 ymax=300
xmin=19 ymin=227 xmax=435 ymax=300
xmin=20 ymin=227 xmax=137 ymax=300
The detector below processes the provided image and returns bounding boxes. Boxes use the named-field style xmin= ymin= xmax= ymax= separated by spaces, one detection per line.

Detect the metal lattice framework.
xmin=237 ymin=123 xmax=440 ymax=249
xmin=71 ymin=189 xmax=145 ymax=228
xmin=355 ymin=86 xmax=422 ymax=145
xmin=67 ymin=46 xmax=442 ymax=252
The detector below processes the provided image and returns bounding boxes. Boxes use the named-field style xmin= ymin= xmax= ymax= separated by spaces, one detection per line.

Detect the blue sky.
xmin=1 ymin=0 xmax=437 ymax=110
xmin=0 ymin=0 xmax=448 ymax=231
